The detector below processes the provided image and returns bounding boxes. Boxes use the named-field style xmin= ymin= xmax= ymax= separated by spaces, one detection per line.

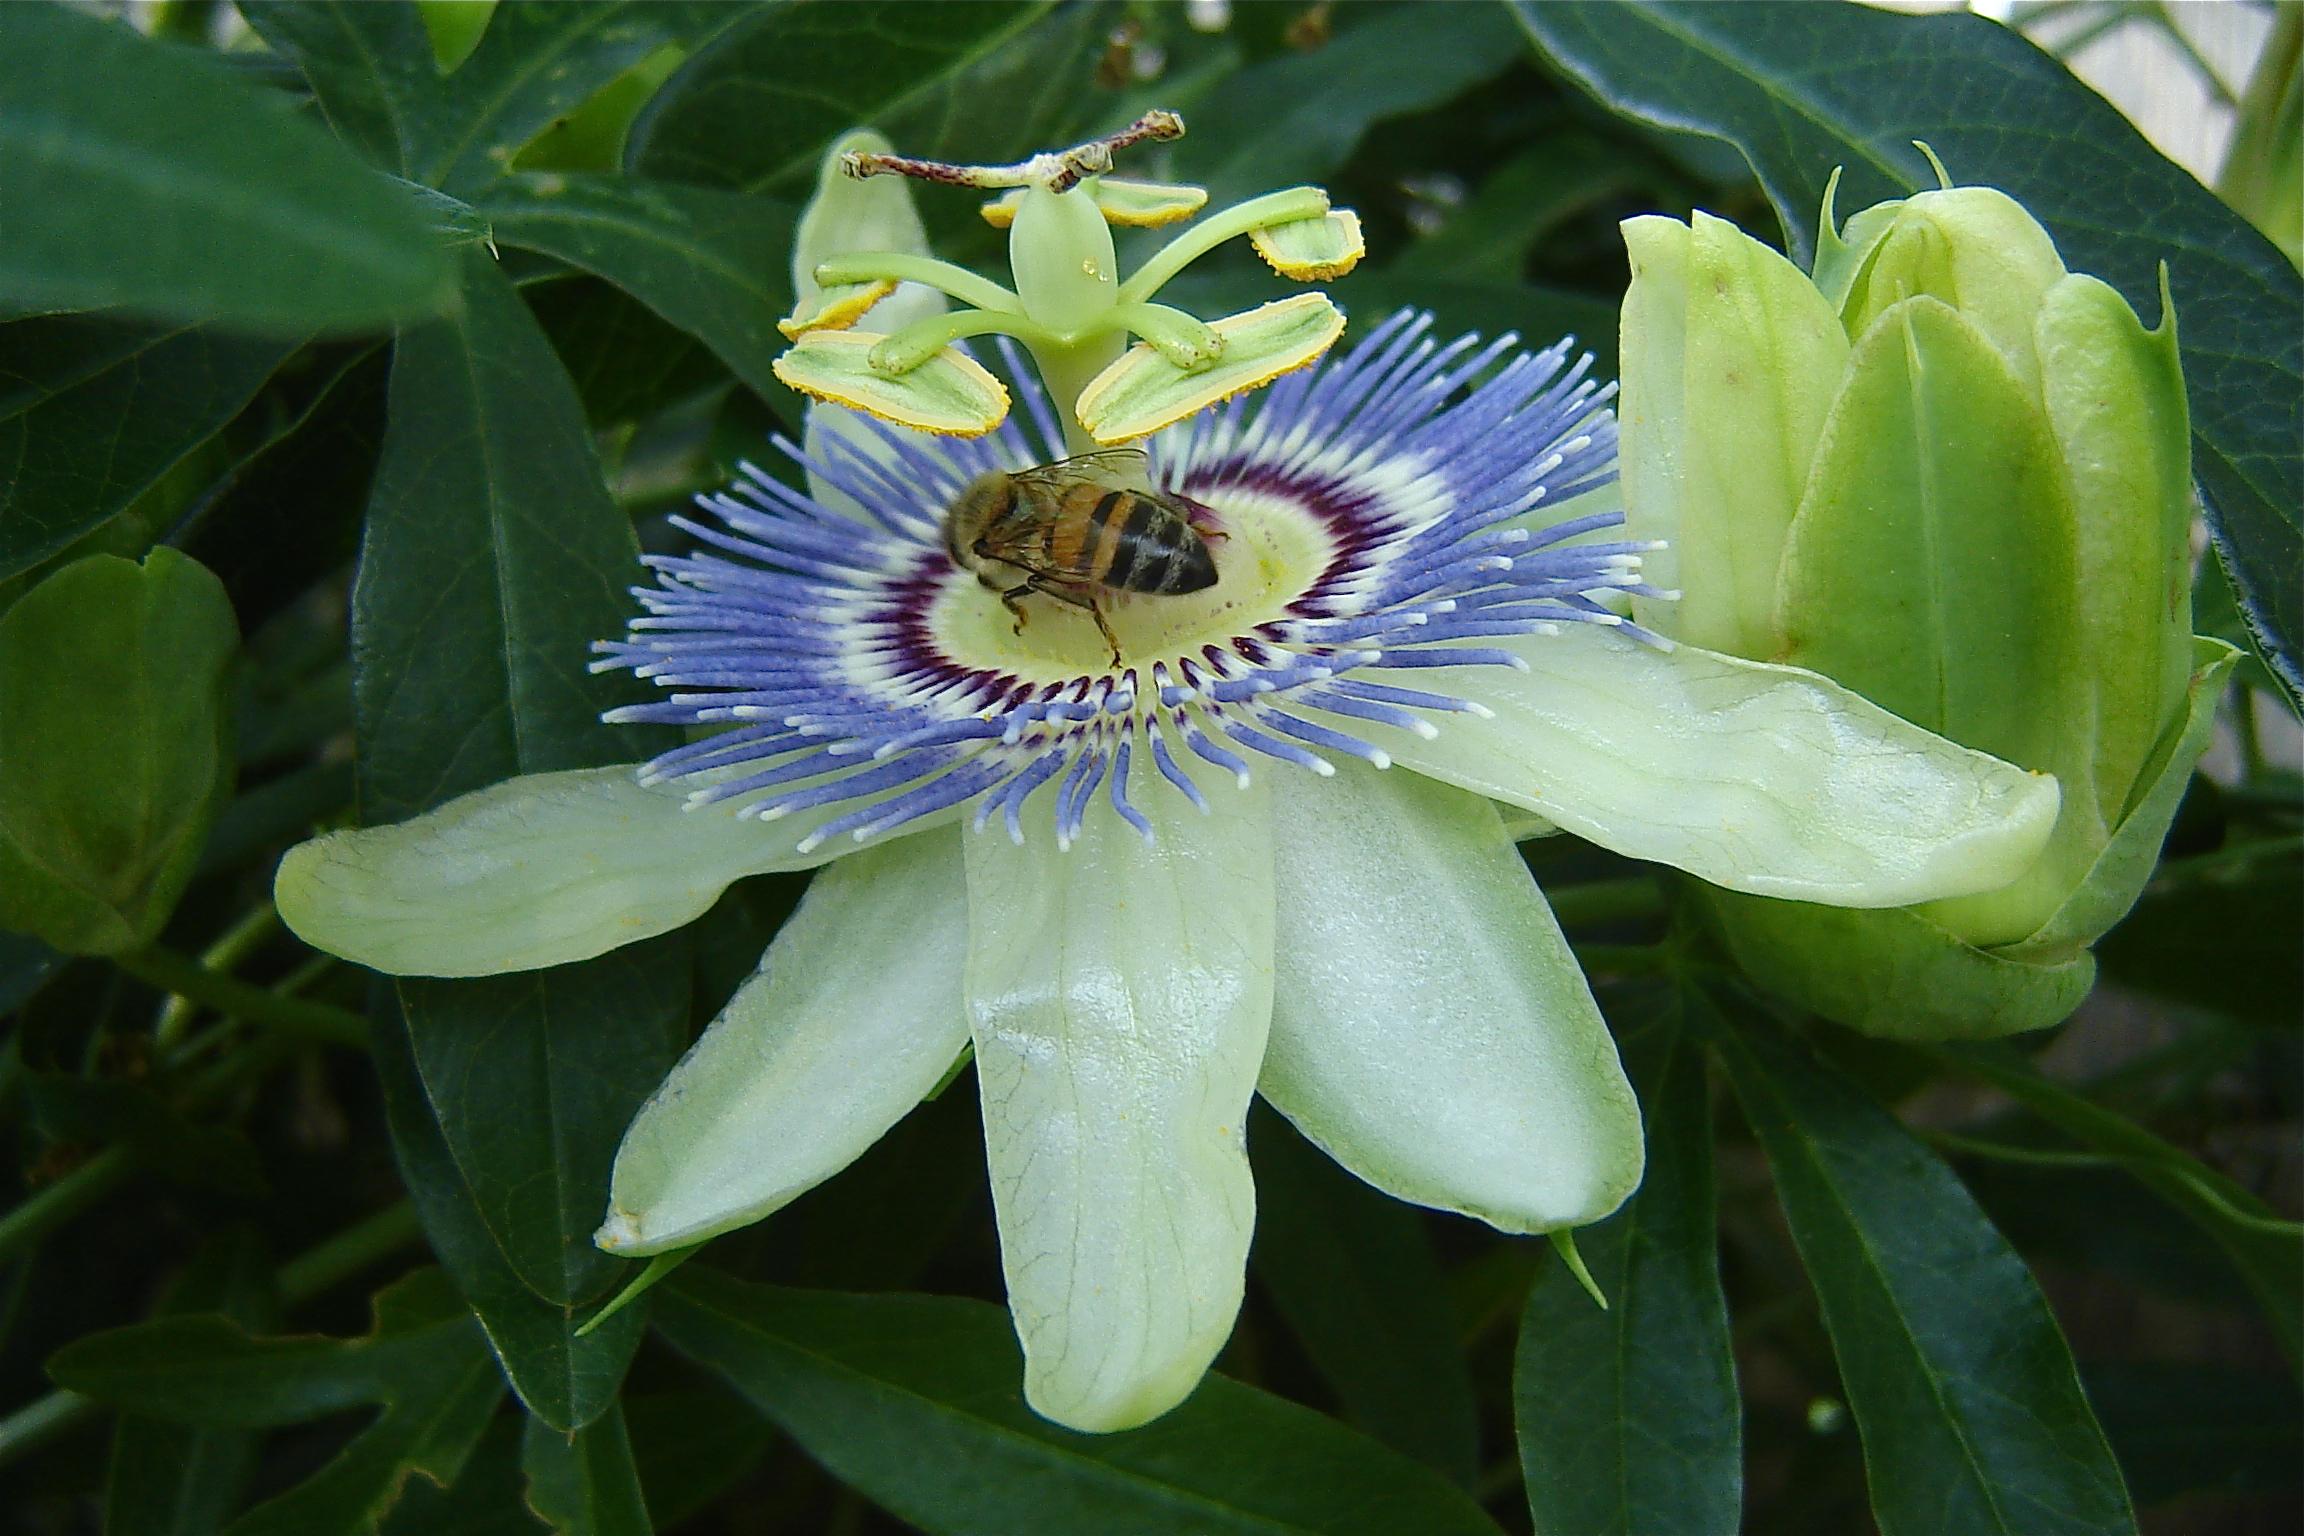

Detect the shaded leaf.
xmin=241 ymin=1 xmax=741 ymax=198
xmin=25 ymin=1076 xmax=265 ymax=1200
xmin=1930 ymin=1040 xmax=2303 ymax=1374
xmin=1709 ymin=1001 xmax=2134 ymax=1536
xmin=1517 ymin=991 xmax=1739 ymax=1536
xmin=0 ymin=5 xmax=452 ymax=331
xmin=1513 ymin=0 xmax=2303 ymax=701
xmin=2096 ymin=842 xmax=2303 ymax=1028
xmin=2081 ymin=1363 xmax=2303 ymax=1507
xmin=379 ymin=1416 xmax=552 ymax=1536
xmin=0 ymin=317 xmax=292 ymax=583
xmin=520 ymin=1403 xmax=651 ymax=1536
xmin=1249 ymin=1104 xmax=1478 ymax=1488
xmin=0 ymin=928 xmax=59 ymax=1016
xmin=653 ymin=1268 xmax=1507 ymax=1536
xmin=174 ymin=347 xmax=390 ymax=635
xmin=478 ymin=174 xmax=797 ymax=402
xmin=623 ymin=1385 xmax=774 ymax=1531
xmin=627 ymin=2 xmax=1050 ymax=194
xmin=524 ymin=278 xmax=730 ymax=431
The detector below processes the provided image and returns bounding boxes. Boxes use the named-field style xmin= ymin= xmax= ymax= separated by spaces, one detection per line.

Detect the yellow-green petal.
xmin=598 ymin=828 xmax=971 ymax=1254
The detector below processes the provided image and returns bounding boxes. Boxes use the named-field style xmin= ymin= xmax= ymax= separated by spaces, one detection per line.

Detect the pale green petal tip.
xmin=1077 ymin=292 xmax=1344 ymax=443
xmin=1026 ymin=1340 xmax=1223 ymax=1434
xmin=1550 ymin=1231 xmax=1609 ymax=1310
xmin=773 ymin=330 xmax=1009 ymax=437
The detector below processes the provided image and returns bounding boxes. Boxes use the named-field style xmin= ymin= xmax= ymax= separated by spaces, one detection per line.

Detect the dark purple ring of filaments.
xmin=591 ymin=310 xmax=1668 ymax=851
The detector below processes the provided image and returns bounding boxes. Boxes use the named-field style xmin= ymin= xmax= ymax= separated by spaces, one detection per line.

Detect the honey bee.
xmin=944 ymin=449 xmax=1219 ymax=663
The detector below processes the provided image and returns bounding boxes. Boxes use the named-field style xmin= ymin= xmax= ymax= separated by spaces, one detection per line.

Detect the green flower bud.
xmin=0 ymin=550 xmax=237 ymax=954
xmin=1620 ymin=170 xmax=2230 ymax=1037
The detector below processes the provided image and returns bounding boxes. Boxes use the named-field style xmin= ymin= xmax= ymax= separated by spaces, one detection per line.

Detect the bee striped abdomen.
xmin=1086 ymin=489 xmax=1218 ymax=595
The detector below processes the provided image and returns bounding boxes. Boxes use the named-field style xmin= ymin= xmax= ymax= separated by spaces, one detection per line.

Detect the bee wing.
xmin=1011 ymin=447 xmax=1151 ymax=494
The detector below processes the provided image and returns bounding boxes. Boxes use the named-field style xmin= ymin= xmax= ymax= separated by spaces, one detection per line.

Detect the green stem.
xmin=114 ymin=945 xmax=367 ymax=1049
xmin=1118 ymin=186 xmax=1329 ymax=305
xmin=0 ymin=1146 xmax=133 ymax=1269
xmin=0 ymin=1388 xmax=92 ymax=1463
xmin=813 ymin=253 xmax=1022 ymax=316
xmin=153 ymin=903 xmax=281 ymax=1050
xmin=1023 ymin=333 xmax=1128 ymax=456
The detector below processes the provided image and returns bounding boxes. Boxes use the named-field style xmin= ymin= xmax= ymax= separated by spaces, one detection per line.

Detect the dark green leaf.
xmin=0 ymin=317 xmax=293 ymax=583
xmin=478 ymin=174 xmax=797 ymax=402
xmin=370 ymin=980 xmax=653 ymax=1436
xmin=623 ymin=1386 xmax=774 ymax=1531
xmin=1249 ymin=1104 xmax=1478 ymax=1488
xmin=1513 ymin=0 xmax=2303 ymax=701
xmin=396 ymin=950 xmax=685 ymax=1309
xmin=520 ymin=1402 xmax=651 ymax=1536
xmin=1390 ymin=138 xmax=1646 ymax=284
xmin=351 ymin=247 xmax=659 ymax=825
xmin=1516 ymin=992 xmax=1739 ymax=1536
xmin=1929 ymin=1041 xmax=2303 ymax=1374
xmin=627 ymin=2 xmax=1050 ymax=194
xmin=1710 ymin=1002 xmax=2135 ymax=1536
xmin=525 ymin=278 xmax=731 ymax=431
xmin=2081 ymin=1363 xmax=2303 ymax=1506
xmin=0 ymin=5 xmax=452 ymax=332
xmin=175 ymin=347 xmax=390 ymax=635
xmin=1172 ymin=2 xmax=1525 ymax=209
xmin=653 ymin=1268 xmax=1507 ymax=1536
xmin=241 ymin=1 xmax=741 ymax=198
xmin=103 ymin=1228 xmax=275 ymax=1536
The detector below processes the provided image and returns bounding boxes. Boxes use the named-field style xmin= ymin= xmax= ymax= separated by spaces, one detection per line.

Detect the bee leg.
xmin=1089 ymin=601 xmax=1123 ymax=668
xmin=1000 ymin=585 xmax=1034 ymax=635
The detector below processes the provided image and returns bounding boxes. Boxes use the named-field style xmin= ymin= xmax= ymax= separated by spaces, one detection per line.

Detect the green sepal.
xmin=1708 ymin=638 xmax=2238 ymax=1038
xmin=1778 ymin=294 xmax=2086 ymax=945
xmin=1809 ymin=168 xmax=1903 ymax=311
xmin=1837 ymin=186 xmax=2068 ymax=388
xmin=1076 ymin=292 xmax=1344 ymax=444
xmin=0 ymin=550 xmax=237 ymax=954
xmin=1702 ymin=885 xmax=2096 ymax=1041
xmin=2000 ymin=637 xmax=2240 ymax=961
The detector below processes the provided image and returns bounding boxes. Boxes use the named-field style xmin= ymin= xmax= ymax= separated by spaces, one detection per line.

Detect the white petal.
xmin=598 ymin=827 xmax=971 ymax=1255
xmin=1262 ymin=763 xmax=1642 ymax=1232
xmin=1393 ymin=629 xmax=2059 ymax=908
xmin=275 ymin=765 xmax=955 ymax=977
xmin=963 ymin=784 xmax=1274 ymax=1433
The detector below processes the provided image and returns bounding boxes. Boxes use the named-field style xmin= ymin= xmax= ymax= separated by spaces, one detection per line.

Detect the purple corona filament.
xmin=592 ymin=311 xmax=1656 ymax=850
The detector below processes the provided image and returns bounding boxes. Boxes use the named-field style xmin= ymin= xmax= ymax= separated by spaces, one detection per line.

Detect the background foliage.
xmin=0 ymin=3 xmax=2296 ymax=1533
